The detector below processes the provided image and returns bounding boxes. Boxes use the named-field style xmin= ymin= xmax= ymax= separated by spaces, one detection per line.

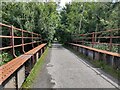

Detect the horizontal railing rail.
xmin=0 ymin=43 xmax=47 ymax=88
xmin=0 ymin=23 xmax=42 ymax=57
xmin=69 ymin=43 xmax=120 ymax=57
xmin=72 ymin=28 xmax=120 ymax=53
xmin=69 ymin=28 xmax=120 ymax=73
xmin=0 ymin=23 xmax=47 ymax=89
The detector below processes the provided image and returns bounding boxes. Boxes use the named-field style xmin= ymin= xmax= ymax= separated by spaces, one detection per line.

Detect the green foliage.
xmin=1 ymin=2 xmax=119 ymax=66
xmin=58 ymin=2 xmax=119 ymax=43
xmin=65 ymin=45 xmax=120 ymax=79
xmin=93 ymin=44 xmax=119 ymax=53
xmin=2 ymin=2 xmax=119 ymax=44
xmin=22 ymin=47 xmax=49 ymax=88
xmin=92 ymin=60 xmax=120 ymax=78
xmin=1 ymin=2 xmax=60 ymax=66
xmin=0 ymin=52 xmax=13 ymax=66
xmin=2 ymin=2 xmax=59 ymax=43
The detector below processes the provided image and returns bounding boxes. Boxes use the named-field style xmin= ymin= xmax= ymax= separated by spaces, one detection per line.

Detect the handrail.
xmin=69 ymin=43 xmax=120 ymax=57
xmin=0 ymin=23 xmax=41 ymax=57
xmin=71 ymin=28 xmax=120 ymax=53
xmin=0 ymin=43 xmax=47 ymax=85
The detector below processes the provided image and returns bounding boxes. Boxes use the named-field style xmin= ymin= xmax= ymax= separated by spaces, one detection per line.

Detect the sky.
xmin=59 ymin=0 xmax=71 ymax=7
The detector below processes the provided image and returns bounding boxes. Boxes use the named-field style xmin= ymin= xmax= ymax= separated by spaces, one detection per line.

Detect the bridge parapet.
xmin=69 ymin=28 xmax=120 ymax=70
xmin=71 ymin=28 xmax=120 ymax=53
xmin=0 ymin=23 xmax=47 ymax=89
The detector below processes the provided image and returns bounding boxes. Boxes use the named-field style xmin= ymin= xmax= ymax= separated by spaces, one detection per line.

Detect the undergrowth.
xmin=64 ymin=45 xmax=120 ymax=80
xmin=22 ymin=47 xmax=49 ymax=89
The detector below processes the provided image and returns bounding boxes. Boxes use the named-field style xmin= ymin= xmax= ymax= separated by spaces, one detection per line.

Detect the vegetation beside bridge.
xmin=1 ymin=2 xmax=120 ymax=66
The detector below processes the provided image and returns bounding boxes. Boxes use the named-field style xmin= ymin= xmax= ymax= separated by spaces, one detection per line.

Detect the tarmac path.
xmin=32 ymin=43 xmax=117 ymax=89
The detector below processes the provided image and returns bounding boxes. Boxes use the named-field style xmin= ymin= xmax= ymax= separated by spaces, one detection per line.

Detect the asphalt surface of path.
xmin=32 ymin=43 xmax=117 ymax=88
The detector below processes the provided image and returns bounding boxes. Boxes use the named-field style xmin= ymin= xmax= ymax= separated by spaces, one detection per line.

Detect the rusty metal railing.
xmin=69 ymin=28 xmax=120 ymax=73
xmin=72 ymin=28 xmax=120 ymax=53
xmin=0 ymin=23 xmax=42 ymax=57
xmin=0 ymin=23 xmax=47 ymax=89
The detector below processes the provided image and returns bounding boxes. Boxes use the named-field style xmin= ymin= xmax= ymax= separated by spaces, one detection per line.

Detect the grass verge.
xmin=22 ymin=47 xmax=49 ymax=89
xmin=64 ymin=45 xmax=120 ymax=80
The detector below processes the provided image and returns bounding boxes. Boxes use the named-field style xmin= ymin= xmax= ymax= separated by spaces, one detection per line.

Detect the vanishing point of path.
xmin=32 ymin=43 xmax=117 ymax=88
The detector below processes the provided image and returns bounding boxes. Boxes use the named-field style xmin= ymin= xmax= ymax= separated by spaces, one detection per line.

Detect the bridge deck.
xmin=69 ymin=43 xmax=120 ymax=57
xmin=0 ymin=44 xmax=46 ymax=85
xmin=32 ymin=44 xmax=117 ymax=88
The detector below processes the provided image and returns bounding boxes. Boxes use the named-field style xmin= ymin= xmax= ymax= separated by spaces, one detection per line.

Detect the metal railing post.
xmin=92 ymin=32 xmax=95 ymax=48
xmin=109 ymin=31 xmax=112 ymax=51
xmin=32 ymin=33 xmax=34 ymax=48
xmin=37 ymin=34 xmax=39 ymax=46
xmin=82 ymin=34 xmax=84 ymax=45
xmin=22 ymin=29 xmax=25 ymax=53
xmin=11 ymin=25 xmax=17 ymax=57
xmin=40 ymin=35 xmax=42 ymax=44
